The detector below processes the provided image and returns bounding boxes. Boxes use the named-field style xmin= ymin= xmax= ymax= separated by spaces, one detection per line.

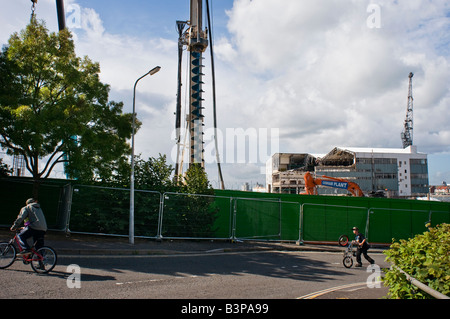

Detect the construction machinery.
xmin=401 ymin=72 xmax=414 ymax=148
xmin=302 ymin=171 xmax=364 ymax=197
xmin=174 ymin=0 xmax=224 ymax=189
xmin=174 ymin=0 xmax=209 ymax=171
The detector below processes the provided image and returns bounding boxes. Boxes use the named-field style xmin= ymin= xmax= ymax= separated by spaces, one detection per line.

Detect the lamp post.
xmin=130 ymin=66 xmax=161 ymax=245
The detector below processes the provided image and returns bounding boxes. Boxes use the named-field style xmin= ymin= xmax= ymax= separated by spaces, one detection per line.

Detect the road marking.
xmin=60 ymin=250 xmax=273 ymax=259
xmin=297 ymin=281 xmax=382 ymax=299
xmin=205 ymin=248 xmax=225 ymax=253
xmin=115 ymin=274 xmax=203 ymax=286
xmin=344 ymin=287 xmax=366 ymax=292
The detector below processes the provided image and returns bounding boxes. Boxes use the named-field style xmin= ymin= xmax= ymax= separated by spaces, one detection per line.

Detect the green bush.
xmin=383 ymin=223 xmax=450 ymax=299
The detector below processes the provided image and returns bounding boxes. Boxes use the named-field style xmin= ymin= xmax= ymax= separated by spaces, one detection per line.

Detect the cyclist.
xmin=10 ymin=198 xmax=47 ymax=256
xmin=352 ymin=226 xmax=375 ymax=267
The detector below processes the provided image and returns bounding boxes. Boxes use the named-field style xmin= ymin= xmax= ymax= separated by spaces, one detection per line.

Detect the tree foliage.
xmin=181 ymin=163 xmax=214 ymax=195
xmin=0 ymin=18 xmax=137 ymax=196
xmin=134 ymin=154 xmax=176 ymax=192
xmin=383 ymin=223 xmax=450 ymax=299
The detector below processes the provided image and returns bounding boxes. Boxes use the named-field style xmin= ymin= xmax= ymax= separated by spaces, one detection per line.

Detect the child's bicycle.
xmin=338 ymin=234 xmax=355 ymax=268
xmin=0 ymin=231 xmax=57 ymax=274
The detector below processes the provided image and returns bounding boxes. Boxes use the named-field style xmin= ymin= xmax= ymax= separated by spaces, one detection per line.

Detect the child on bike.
xmin=10 ymin=198 xmax=47 ymax=256
xmin=352 ymin=227 xmax=375 ymax=267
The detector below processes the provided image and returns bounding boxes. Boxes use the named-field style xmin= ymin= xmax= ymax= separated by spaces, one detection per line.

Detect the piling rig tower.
xmin=401 ymin=72 xmax=414 ymax=148
xmin=179 ymin=0 xmax=208 ymax=169
xmin=175 ymin=0 xmax=225 ymax=188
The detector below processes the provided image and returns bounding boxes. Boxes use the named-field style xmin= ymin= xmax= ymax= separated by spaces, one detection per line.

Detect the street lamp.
xmin=130 ymin=66 xmax=161 ymax=244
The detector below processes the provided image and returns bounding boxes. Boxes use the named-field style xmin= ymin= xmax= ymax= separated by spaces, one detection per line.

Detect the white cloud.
xmin=2 ymin=0 xmax=450 ymax=186
xmin=62 ymin=1 xmax=180 ymax=167
xmin=205 ymin=0 xmax=450 ymax=186
xmin=0 ymin=0 xmax=58 ymax=45
xmin=215 ymin=0 xmax=450 ymax=155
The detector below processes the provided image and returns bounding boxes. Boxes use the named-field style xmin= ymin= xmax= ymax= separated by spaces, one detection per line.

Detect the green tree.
xmin=134 ymin=153 xmax=175 ymax=192
xmin=383 ymin=223 xmax=450 ymax=299
xmin=182 ymin=164 xmax=214 ymax=195
xmin=0 ymin=18 xmax=137 ymax=197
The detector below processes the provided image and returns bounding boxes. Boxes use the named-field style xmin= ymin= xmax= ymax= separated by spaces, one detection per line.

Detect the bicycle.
xmin=338 ymin=234 xmax=355 ymax=268
xmin=0 ymin=231 xmax=57 ymax=274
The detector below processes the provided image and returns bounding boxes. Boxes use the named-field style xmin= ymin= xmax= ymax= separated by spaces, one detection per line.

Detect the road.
xmin=0 ymin=250 xmax=389 ymax=300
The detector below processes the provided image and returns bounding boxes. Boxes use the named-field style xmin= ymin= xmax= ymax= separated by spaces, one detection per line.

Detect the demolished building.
xmin=266 ymin=146 xmax=429 ymax=197
xmin=266 ymin=153 xmax=316 ymax=194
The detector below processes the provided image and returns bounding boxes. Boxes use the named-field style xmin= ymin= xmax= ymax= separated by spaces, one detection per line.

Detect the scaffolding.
xmin=12 ymin=154 xmax=25 ymax=177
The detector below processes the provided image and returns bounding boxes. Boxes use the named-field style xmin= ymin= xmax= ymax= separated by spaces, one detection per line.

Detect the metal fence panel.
xmin=430 ymin=210 xmax=450 ymax=226
xmin=233 ymin=198 xmax=281 ymax=240
xmin=160 ymin=192 xmax=232 ymax=240
xmin=69 ymin=185 xmax=161 ymax=238
xmin=301 ymin=203 xmax=368 ymax=242
xmin=280 ymin=201 xmax=302 ymax=241
xmin=63 ymin=185 xmax=450 ymax=244
xmin=367 ymin=207 xmax=450 ymax=243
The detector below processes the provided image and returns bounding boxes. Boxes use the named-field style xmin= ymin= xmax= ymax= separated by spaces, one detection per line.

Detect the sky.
xmin=1 ymin=0 xmax=450 ymax=189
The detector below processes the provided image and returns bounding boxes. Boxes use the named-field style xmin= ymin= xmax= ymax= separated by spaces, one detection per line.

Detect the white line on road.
xmin=297 ymin=281 xmax=382 ymax=299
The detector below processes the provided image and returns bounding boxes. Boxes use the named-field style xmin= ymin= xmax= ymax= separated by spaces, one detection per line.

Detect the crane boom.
xmin=401 ymin=72 xmax=414 ymax=148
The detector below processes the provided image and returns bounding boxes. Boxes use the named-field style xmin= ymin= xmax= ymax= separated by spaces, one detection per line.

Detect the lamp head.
xmin=149 ymin=66 xmax=161 ymax=75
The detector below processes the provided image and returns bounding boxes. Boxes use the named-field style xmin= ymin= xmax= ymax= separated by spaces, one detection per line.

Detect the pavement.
xmin=0 ymin=228 xmax=391 ymax=299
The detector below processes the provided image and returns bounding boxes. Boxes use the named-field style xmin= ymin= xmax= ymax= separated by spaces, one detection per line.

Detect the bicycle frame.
xmin=339 ymin=234 xmax=356 ymax=268
xmin=1 ymin=232 xmax=57 ymax=274
xmin=10 ymin=233 xmax=44 ymax=263
xmin=343 ymin=241 xmax=354 ymax=258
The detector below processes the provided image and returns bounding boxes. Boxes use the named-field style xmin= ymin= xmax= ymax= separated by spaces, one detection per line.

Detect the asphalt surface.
xmin=0 ymin=228 xmax=391 ymax=299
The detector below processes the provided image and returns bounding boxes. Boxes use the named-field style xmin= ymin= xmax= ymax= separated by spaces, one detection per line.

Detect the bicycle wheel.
xmin=0 ymin=242 xmax=16 ymax=269
xmin=31 ymin=246 xmax=57 ymax=274
xmin=338 ymin=235 xmax=349 ymax=247
xmin=343 ymin=256 xmax=353 ymax=268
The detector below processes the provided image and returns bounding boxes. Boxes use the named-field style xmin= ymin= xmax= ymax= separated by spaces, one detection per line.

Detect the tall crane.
xmin=187 ymin=0 xmax=208 ymax=167
xmin=174 ymin=0 xmax=208 ymax=173
xmin=401 ymin=72 xmax=414 ymax=148
xmin=174 ymin=0 xmax=225 ymax=189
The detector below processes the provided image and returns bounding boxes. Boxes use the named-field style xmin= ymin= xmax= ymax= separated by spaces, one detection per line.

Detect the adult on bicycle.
xmin=352 ymin=226 xmax=375 ymax=267
xmin=10 ymin=198 xmax=47 ymax=256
